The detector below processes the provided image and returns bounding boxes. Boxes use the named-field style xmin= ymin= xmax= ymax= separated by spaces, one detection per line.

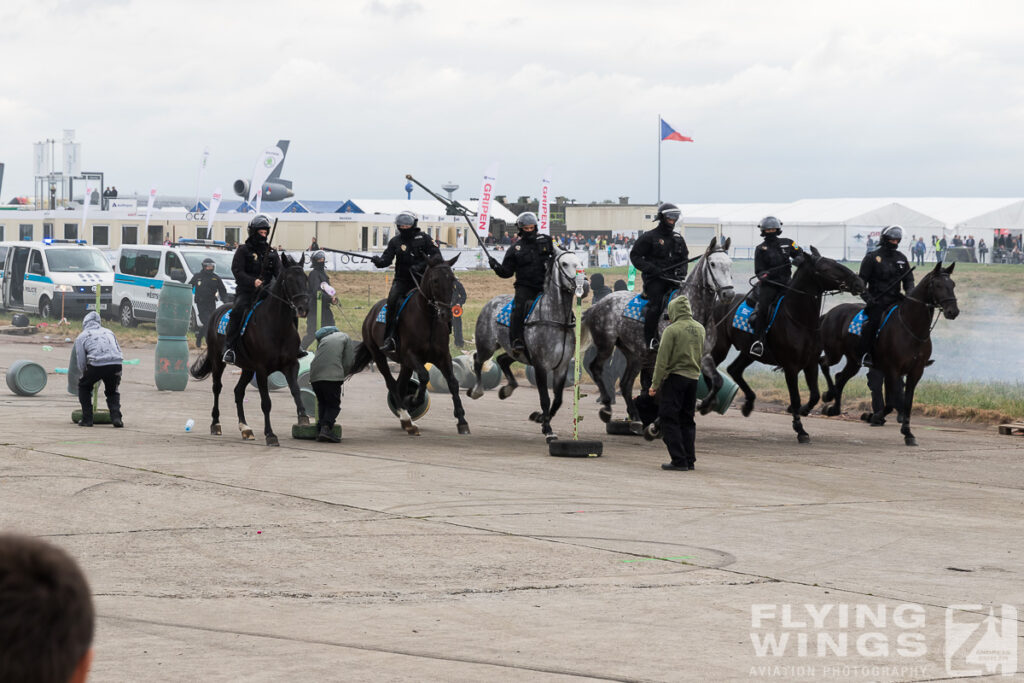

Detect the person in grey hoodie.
xmin=73 ymin=311 xmax=124 ymax=427
xmin=648 ymin=295 xmax=705 ymax=471
xmin=308 ymin=326 xmax=357 ymax=442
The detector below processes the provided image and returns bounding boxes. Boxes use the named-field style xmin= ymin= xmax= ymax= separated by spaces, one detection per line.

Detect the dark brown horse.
xmin=349 ymin=254 xmax=469 ymax=436
xmin=710 ymin=247 xmax=864 ymax=443
xmin=189 ymin=253 xmax=311 ymax=446
xmin=819 ymin=261 xmax=959 ymax=446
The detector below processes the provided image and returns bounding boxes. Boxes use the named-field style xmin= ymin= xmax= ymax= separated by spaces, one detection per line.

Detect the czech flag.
xmin=661 ymin=118 xmax=693 ymax=142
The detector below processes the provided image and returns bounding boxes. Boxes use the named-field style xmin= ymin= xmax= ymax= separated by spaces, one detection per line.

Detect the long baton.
xmin=405 ymin=174 xmax=493 ymax=259
xmin=318 ymin=247 xmax=375 ymax=261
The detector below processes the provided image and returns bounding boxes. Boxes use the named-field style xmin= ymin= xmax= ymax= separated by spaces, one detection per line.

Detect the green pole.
xmin=313 ymin=291 xmax=321 ymax=421
xmin=572 ymin=269 xmax=584 ymax=441
xmin=92 ymin=284 xmax=101 ymax=411
xmin=627 ymin=263 xmax=637 ymax=291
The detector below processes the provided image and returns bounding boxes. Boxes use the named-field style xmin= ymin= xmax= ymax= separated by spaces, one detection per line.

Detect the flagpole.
xmin=657 ymin=114 xmax=661 ymax=205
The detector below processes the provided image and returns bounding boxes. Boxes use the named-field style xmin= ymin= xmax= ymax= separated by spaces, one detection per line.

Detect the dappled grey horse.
xmin=581 ymin=236 xmax=735 ymax=423
xmin=468 ymin=249 xmax=586 ymax=441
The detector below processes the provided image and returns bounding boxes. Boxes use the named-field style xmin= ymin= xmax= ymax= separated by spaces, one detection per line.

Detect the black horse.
xmin=819 ymin=261 xmax=959 ymax=446
xmin=350 ymin=254 xmax=470 ymax=436
xmin=711 ymin=247 xmax=865 ymax=443
xmin=189 ymin=253 xmax=311 ymax=446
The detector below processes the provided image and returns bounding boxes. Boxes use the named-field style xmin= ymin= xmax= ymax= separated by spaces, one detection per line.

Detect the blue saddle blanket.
xmin=376 ymin=291 xmax=417 ymax=324
xmin=216 ymin=301 xmax=262 ymax=337
xmin=848 ymin=306 xmax=898 ymax=336
xmin=732 ymin=296 xmax=784 ymax=334
xmin=496 ymin=295 xmax=542 ymax=327
xmin=622 ymin=290 xmax=681 ymax=322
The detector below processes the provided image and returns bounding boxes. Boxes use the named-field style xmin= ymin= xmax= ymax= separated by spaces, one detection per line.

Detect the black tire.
xmin=605 ymin=420 xmax=641 ymax=436
xmin=39 ymin=297 xmax=52 ymax=319
xmin=119 ymin=300 xmax=137 ymax=328
xmin=548 ymin=439 xmax=603 ymax=457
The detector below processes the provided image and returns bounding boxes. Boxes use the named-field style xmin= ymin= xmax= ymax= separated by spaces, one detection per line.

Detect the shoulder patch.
xmin=876 ymin=255 xmax=882 ymax=262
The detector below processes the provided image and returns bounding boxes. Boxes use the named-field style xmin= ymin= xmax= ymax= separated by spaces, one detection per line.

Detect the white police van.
xmin=1 ymin=239 xmax=114 ymax=319
xmin=112 ymin=239 xmax=235 ymax=327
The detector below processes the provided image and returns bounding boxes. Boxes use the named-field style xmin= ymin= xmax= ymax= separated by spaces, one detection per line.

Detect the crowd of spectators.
xmin=484 ymin=231 xmax=637 ymax=254
xmin=871 ymin=232 xmax=1024 ymax=265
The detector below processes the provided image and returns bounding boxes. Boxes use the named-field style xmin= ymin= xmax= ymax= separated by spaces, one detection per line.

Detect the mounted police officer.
xmin=489 ymin=211 xmax=555 ymax=356
xmin=301 ymin=250 xmax=337 ymax=349
xmin=630 ymin=202 xmax=689 ymax=350
xmin=858 ymin=224 xmax=914 ymax=367
xmin=371 ymin=210 xmax=441 ymax=352
xmin=222 ymin=214 xmax=280 ymax=365
xmin=750 ymin=216 xmax=804 ymax=357
xmin=189 ymin=257 xmax=228 ymax=349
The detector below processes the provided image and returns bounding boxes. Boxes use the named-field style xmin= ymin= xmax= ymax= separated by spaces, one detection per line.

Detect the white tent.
xmin=345 ymin=198 xmax=518 ymax=224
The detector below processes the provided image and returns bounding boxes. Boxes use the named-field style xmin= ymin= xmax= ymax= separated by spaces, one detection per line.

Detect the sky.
xmin=2 ymin=0 xmax=1024 ymax=206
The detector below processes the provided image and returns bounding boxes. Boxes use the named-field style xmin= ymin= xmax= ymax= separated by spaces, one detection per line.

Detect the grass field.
xmin=10 ymin=260 xmax=1020 ymax=423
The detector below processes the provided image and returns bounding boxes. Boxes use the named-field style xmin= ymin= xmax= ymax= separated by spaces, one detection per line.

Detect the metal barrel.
xmin=6 ymin=360 xmax=48 ymax=396
xmin=480 ymin=359 xmax=502 ymax=390
xmin=386 ymin=374 xmax=430 ymax=420
xmin=696 ymin=372 xmax=740 ymax=415
xmin=67 ymin=345 xmax=82 ymax=395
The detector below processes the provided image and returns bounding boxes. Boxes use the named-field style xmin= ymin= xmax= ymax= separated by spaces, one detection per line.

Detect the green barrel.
xmin=251 ymin=371 xmax=290 ymax=391
xmin=6 ymin=360 xmax=47 ymax=396
xmin=697 ymin=372 xmax=739 ymax=415
xmin=526 ymin=360 xmax=574 ymax=387
xmin=295 ymin=354 xmax=314 ymax=389
xmin=155 ymin=281 xmax=194 ymax=337
xmin=300 ymin=387 xmax=317 ymax=416
xmin=480 ymin=359 xmax=502 ymax=390
xmin=154 ymin=337 xmax=190 ymax=391
xmin=67 ymin=345 xmax=82 ymax=395
xmin=386 ymin=374 xmax=430 ymax=420
xmin=425 ymin=363 xmax=449 ymax=392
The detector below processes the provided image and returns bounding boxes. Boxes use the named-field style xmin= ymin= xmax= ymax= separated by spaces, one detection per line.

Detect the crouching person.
xmin=74 ymin=311 xmax=124 ymax=428
xmin=309 ymin=326 xmax=357 ymax=443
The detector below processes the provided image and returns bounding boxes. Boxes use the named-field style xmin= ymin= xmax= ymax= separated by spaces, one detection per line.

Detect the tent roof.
xmin=343 ymin=198 xmax=517 ymax=223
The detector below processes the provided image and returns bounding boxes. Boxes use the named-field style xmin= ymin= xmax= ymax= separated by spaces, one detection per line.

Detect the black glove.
xmin=861 ymin=292 xmax=875 ymax=305
xmin=371 ymin=256 xmax=383 ymax=268
xmin=488 ymin=257 xmax=501 ymax=270
xmin=647 ymin=267 xmax=662 ymax=278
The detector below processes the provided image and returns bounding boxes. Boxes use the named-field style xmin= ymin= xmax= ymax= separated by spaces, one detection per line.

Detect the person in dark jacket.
xmin=630 ymin=202 xmax=689 ymax=350
xmin=489 ymin=211 xmax=556 ymax=355
xmin=749 ymin=216 xmax=805 ymax=357
xmin=858 ymin=224 xmax=914 ymax=367
xmin=372 ymin=211 xmax=441 ymax=352
xmin=74 ymin=311 xmax=124 ymax=427
xmin=222 ymin=214 xmax=281 ymax=364
xmin=189 ymin=257 xmax=228 ymax=349
xmin=301 ymin=250 xmax=337 ymax=349
xmin=589 ymin=272 xmax=612 ymax=303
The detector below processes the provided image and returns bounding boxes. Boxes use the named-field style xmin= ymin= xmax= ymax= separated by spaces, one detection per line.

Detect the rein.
xmin=896 ymin=274 xmax=954 ymax=342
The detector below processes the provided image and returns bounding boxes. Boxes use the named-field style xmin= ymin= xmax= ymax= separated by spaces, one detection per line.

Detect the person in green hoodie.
xmin=648 ymin=295 xmax=706 ymax=471
xmin=309 ymin=326 xmax=358 ymax=443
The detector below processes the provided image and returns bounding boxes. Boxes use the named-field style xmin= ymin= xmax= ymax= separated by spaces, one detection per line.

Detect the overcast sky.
xmin=3 ymin=0 xmax=1023 ymax=206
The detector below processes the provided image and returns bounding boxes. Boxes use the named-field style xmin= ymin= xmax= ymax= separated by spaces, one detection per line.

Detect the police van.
xmin=1 ymin=239 xmax=114 ymax=319
xmin=112 ymin=240 xmax=235 ymax=327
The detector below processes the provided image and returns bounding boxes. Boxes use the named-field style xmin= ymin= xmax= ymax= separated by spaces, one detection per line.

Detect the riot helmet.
xmin=312 ymin=250 xmax=326 ymax=268
xmin=516 ymin=211 xmax=539 ymax=232
xmin=759 ymin=216 xmax=783 ymax=236
xmin=881 ymin=224 xmax=903 ymax=248
xmin=654 ymin=202 xmax=682 ymax=225
xmin=395 ymin=211 xmax=418 ymax=229
xmin=202 ymin=257 xmax=215 ymax=270
xmin=247 ymin=214 xmax=272 ymax=238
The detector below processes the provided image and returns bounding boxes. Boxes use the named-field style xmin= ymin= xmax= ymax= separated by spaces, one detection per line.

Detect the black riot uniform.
xmin=301 ymin=250 xmax=336 ymax=349
xmin=857 ymin=225 xmax=914 ymax=366
xmin=222 ymin=215 xmax=281 ymax=363
xmin=189 ymin=258 xmax=228 ymax=348
xmin=750 ymin=216 xmax=804 ymax=356
xmin=630 ymin=202 xmax=689 ymax=349
xmin=372 ymin=211 xmax=441 ymax=352
xmin=489 ymin=212 xmax=555 ymax=355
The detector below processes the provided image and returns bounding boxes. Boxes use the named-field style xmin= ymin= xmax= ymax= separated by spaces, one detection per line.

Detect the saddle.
xmin=621 ymin=289 xmax=680 ymax=322
xmin=496 ymin=295 xmax=543 ymax=328
xmin=848 ymin=305 xmax=898 ymax=337
xmin=375 ymin=291 xmax=417 ymax=324
xmin=732 ymin=296 xmax=784 ymax=334
xmin=216 ymin=300 xmax=263 ymax=337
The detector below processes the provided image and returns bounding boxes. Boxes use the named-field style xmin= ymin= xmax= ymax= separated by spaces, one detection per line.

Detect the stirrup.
xmin=222 ymin=348 xmax=236 ymax=364
xmin=861 ymin=353 xmax=873 ymax=368
xmin=381 ymin=336 xmax=397 ymax=352
xmin=647 ymin=338 xmax=659 ymax=351
xmin=749 ymin=340 xmax=764 ymax=357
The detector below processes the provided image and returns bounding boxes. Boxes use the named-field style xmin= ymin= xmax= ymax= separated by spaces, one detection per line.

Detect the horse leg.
xmin=495 ymin=353 xmax=518 ymax=400
xmin=783 ymin=368 xmax=810 ymax=443
xmin=285 ymin=364 xmax=309 ymax=426
xmin=531 ymin=366 xmax=556 ymax=441
xmin=254 ymin=372 xmax=278 ymax=447
xmin=588 ymin=343 xmax=615 ymax=422
xmin=234 ymin=368 xmax=256 ymax=440
xmin=210 ymin=363 xmax=223 ymax=435
xmin=697 ymin=353 xmax=720 ymax=416
xmin=799 ymin=363 xmax=820 ymax=416
xmin=820 ymin=355 xmax=837 ymax=403
xmin=413 ymin=365 xmax=429 ymax=405
xmin=467 ymin=351 xmax=485 ymax=400
xmin=440 ymin=360 xmax=471 ymax=435
xmin=824 ymin=354 xmax=862 ymax=417
xmin=395 ymin=365 xmax=420 ymax=436
xmin=727 ymin=353 xmax=758 ymax=417
xmin=545 ymin=367 xmax=569 ymax=423
xmin=862 ymin=367 xmax=887 ymax=425
xmin=619 ymin=358 xmax=642 ymax=422
xmin=901 ymin=368 xmax=923 ymax=446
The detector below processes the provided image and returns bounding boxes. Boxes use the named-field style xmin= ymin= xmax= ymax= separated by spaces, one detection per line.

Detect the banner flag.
xmin=627 ymin=263 xmax=638 ymax=291
xmin=539 ymin=167 xmax=552 ymax=235
xmin=207 ymin=188 xmax=223 ymax=236
xmin=249 ymin=145 xmax=285 ymax=213
xmin=81 ymin=187 xmax=92 ymax=234
xmin=474 ymin=163 xmax=499 ymax=239
xmin=143 ymin=187 xmax=157 ymax=231
xmin=660 ymin=118 xmax=694 ymax=142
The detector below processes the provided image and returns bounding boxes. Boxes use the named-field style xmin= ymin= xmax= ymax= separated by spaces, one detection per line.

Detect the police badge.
xmin=876 ymin=255 xmax=882 ymax=262
xmin=400 ymin=244 xmax=407 ymax=252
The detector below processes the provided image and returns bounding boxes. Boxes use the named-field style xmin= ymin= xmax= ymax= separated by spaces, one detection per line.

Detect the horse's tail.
xmin=189 ymin=350 xmax=212 ymax=381
xmin=346 ymin=341 xmax=374 ymax=378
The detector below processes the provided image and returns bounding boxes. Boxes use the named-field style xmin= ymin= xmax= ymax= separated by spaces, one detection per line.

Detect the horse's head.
xmin=279 ymin=252 xmax=310 ymax=318
xmin=549 ymin=248 xmax=584 ymax=296
xmin=421 ymin=253 xmax=459 ymax=314
xmin=700 ymin=236 xmax=735 ymax=304
xmin=803 ymin=245 xmax=865 ymax=295
xmin=923 ymin=261 xmax=960 ymax=319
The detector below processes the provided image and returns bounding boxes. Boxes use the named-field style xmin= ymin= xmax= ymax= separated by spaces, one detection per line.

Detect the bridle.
xmin=264 ymin=264 xmax=309 ymax=314
xmin=411 ymin=262 xmax=455 ymax=320
xmin=899 ymin=271 xmax=957 ymax=342
xmin=695 ymin=248 xmax=735 ymax=301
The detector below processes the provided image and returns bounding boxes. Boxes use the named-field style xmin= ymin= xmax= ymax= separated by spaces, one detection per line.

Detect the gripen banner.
xmin=475 ymin=163 xmax=499 ymax=239
xmin=81 ymin=186 xmax=93 ymax=231
xmin=539 ymin=168 xmax=552 ymax=235
xmin=143 ymin=187 xmax=157 ymax=230
xmin=250 ymin=145 xmax=285 ymax=214
xmin=207 ymin=188 xmax=223 ymax=236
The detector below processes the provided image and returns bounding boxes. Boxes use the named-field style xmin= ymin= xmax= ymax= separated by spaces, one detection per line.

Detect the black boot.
xmin=316 ymin=425 xmax=340 ymax=443
xmin=78 ymin=411 xmax=93 ymax=427
xmin=111 ymin=411 xmax=123 ymax=428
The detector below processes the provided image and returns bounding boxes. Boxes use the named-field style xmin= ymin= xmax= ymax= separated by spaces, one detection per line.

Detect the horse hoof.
xmin=211 ymin=424 xmax=222 ymax=435
xmin=741 ymin=401 xmax=754 ymax=418
xmin=457 ymin=424 xmax=471 ymax=435
xmin=797 ymin=433 xmax=810 ymax=444
xmin=266 ymin=434 xmax=280 ymax=447
xmin=241 ymin=429 xmax=255 ymax=440
xmin=529 ymin=411 xmax=543 ymax=423
xmin=905 ymin=436 xmax=918 ymax=447
xmin=698 ymin=401 xmax=713 ymax=416
xmin=598 ymin=406 xmax=612 ymax=423
xmin=644 ymin=424 xmax=660 ymax=441
xmin=498 ymin=386 xmax=514 ymax=400
xmin=823 ymin=390 xmax=835 ymax=403
xmin=469 ymin=389 xmax=483 ymax=400
xmin=296 ymin=415 xmax=310 ymax=426
xmin=860 ymin=412 xmax=872 ymax=423
xmin=823 ymin=405 xmax=840 ymax=417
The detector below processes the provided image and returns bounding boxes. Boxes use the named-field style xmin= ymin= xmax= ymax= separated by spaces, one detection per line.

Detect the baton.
xmin=406 ymin=174 xmax=492 ymax=259
xmin=318 ymin=247 xmax=375 ymax=261
xmin=866 ymin=266 xmax=916 ymax=302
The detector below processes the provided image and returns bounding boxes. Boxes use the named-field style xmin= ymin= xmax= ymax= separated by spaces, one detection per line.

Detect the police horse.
xmin=350 ymin=254 xmax=470 ymax=436
xmin=467 ymin=248 xmax=586 ymax=441
xmin=710 ymin=247 xmax=864 ymax=443
xmin=580 ymin=237 xmax=735 ymax=422
xmin=189 ymin=253 xmax=311 ymax=446
xmin=818 ymin=260 xmax=959 ymax=445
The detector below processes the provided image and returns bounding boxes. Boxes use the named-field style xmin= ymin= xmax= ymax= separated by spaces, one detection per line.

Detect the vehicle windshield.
xmin=44 ymin=248 xmax=112 ymax=273
xmin=181 ymin=250 xmax=235 ymax=279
